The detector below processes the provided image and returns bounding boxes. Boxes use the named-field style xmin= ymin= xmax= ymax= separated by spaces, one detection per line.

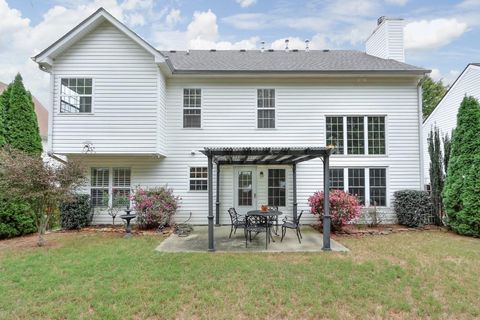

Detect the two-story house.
xmin=33 ymin=9 xmax=428 ymax=230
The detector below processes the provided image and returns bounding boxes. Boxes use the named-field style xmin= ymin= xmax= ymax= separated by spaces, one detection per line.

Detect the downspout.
xmin=417 ymin=77 xmax=425 ymax=190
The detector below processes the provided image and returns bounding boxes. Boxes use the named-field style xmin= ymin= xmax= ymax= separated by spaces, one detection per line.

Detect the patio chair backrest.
xmin=228 ymin=208 xmax=239 ymax=223
xmin=294 ymin=210 xmax=304 ymax=226
xmin=245 ymin=214 xmax=268 ymax=228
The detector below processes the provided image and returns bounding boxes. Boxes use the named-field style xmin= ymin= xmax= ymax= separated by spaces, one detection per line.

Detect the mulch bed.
xmin=311 ymin=223 xmax=445 ymax=238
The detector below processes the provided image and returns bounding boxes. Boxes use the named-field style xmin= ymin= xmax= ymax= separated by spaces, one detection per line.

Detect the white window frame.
xmin=330 ymin=167 xmax=388 ymax=207
xmin=183 ymin=88 xmax=202 ymax=129
xmin=188 ymin=166 xmax=208 ymax=192
xmin=325 ymin=115 xmax=387 ymax=156
xmin=267 ymin=168 xmax=287 ymax=207
xmin=90 ymin=167 xmax=131 ymax=208
xmin=59 ymin=77 xmax=94 ymax=115
xmin=256 ymin=88 xmax=276 ymax=129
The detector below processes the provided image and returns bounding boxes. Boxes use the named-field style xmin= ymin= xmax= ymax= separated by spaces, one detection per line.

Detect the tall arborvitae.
xmin=428 ymin=126 xmax=444 ymax=225
xmin=0 ymin=85 xmax=10 ymax=147
xmin=443 ymin=132 xmax=451 ymax=174
xmin=3 ymin=74 xmax=42 ymax=155
xmin=443 ymin=96 xmax=480 ymax=236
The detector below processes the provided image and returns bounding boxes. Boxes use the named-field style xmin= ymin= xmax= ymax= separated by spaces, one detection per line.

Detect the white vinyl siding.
xmin=51 ymin=21 xmax=159 ymax=154
xmin=422 ymin=65 xmax=480 ymax=183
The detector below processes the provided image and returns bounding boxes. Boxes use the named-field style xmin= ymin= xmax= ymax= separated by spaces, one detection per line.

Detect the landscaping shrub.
xmin=131 ymin=186 xmax=180 ymax=229
xmin=0 ymin=198 xmax=36 ymax=239
xmin=393 ymin=190 xmax=432 ymax=227
xmin=308 ymin=190 xmax=362 ymax=231
xmin=60 ymin=194 xmax=92 ymax=230
xmin=443 ymin=96 xmax=480 ymax=237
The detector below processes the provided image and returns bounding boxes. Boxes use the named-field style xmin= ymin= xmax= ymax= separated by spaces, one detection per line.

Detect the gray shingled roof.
xmin=160 ymin=50 xmax=428 ymax=74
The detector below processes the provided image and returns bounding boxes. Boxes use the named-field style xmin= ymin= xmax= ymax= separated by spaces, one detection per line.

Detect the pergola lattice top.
xmin=200 ymin=147 xmax=333 ymax=165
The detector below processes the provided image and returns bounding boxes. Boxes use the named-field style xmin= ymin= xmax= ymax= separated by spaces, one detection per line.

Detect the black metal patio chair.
xmin=244 ymin=214 xmax=271 ymax=249
xmin=280 ymin=210 xmax=304 ymax=243
xmin=268 ymin=205 xmax=279 ymax=235
xmin=227 ymin=208 xmax=245 ymax=239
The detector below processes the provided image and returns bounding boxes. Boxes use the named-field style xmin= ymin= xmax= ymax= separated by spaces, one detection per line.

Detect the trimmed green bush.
xmin=60 ymin=194 xmax=92 ymax=230
xmin=393 ymin=190 xmax=432 ymax=227
xmin=443 ymin=96 xmax=480 ymax=236
xmin=0 ymin=198 xmax=36 ymax=239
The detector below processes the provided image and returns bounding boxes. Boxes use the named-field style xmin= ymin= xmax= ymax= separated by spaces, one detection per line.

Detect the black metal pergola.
xmin=200 ymin=146 xmax=333 ymax=252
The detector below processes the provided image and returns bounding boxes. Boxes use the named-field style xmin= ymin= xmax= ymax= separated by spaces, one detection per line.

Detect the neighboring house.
xmin=33 ymin=9 xmax=428 ymax=225
xmin=422 ymin=63 xmax=480 ymax=185
xmin=0 ymin=81 xmax=49 ymax=141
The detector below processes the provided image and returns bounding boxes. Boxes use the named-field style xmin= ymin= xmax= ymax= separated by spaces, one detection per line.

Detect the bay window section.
xmin=348 ymin=168 xmax=365 ymax=205
xmin=268 ymin=169 xmax=286 ymax=206
xmin=347 ymin=116 xmax=365 ymax=155
xmin=369 ymin=168 xmax=387 ymax=206
xmin=326 ymin=116 xmax=344 ymax=154
xmin=368 ymin=117 xmax=386 ymax=154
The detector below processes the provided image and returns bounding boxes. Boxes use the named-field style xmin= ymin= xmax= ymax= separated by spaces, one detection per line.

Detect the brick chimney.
xmin=366 ymin=16 xmax=405 ymax=62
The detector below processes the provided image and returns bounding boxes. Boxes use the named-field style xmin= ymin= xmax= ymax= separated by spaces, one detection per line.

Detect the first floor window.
xmin=348 ymin=168 xmax=365 ymax=205
xmin=369 ymin=168 xmax=386 ymax=206
xmin=268 ymin=169 xmax=286 ymax=206
xmin=189 ymin=167 xmax=208 ymax=191
xmin=60 ymin=78 xmax=92 ymax=113
xmin=91 ymin=167 xmax=131 ymax=207
xmin=329 ymin=168 xmax=344 ymax=191
xmin=330 ymin=167 xmax=387 ymax=207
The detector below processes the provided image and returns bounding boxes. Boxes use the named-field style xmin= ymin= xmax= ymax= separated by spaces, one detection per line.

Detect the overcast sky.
xmin=1 ymin=0 xmax=479 ymax=106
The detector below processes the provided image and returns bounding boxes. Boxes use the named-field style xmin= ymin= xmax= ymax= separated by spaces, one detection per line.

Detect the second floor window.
xmin=183 ymin=88 xmax=201 ymax=128
xmin=257 ymin=89 xmax=275 ymax=128
xmin=60 ymin=78 xmax=92 ymax=113
xmin=326 ymin=116 xmax=386 ymax=155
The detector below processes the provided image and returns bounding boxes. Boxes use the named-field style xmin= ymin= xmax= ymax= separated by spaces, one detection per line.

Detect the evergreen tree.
xmin=422 ymin=76 xmax=447 ymax=120
xmin=443 ymin=96 xmax=480 ymax=236
xmin=0 ymin=85 xmax=10 ymax=147
xmin=443 ymin=132 xmax=451 ymax=173
xmin=3 ymin=74 xmax=42 ymax=156
xmin=428 ymin=126 xmax=444 ymax=225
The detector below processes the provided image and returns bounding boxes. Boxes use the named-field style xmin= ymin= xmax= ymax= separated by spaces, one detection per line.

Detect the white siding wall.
xmin=366 ymin=19 xmax=405 ymax=62
xmin=75 ymin=77 xmax=421 ymax=225
xmin=422 ymin=65 xmax=480 ymax=183
xmin=51 ymin=21 xmax=162 ymax=154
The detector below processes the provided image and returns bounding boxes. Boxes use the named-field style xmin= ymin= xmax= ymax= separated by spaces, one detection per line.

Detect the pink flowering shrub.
xmin=130 ymin=186 xmax=180 ymax=229
xmin=308 ymin=190 xmax=362 ymax=231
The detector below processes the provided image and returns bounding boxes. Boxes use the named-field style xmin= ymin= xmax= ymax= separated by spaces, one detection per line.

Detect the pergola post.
xmin=322 ymin=154 xmax=331 ymax=251
xmin=215 ymin=163 xmax=220 ymax=225
xmin=292 ymin=163 xmax=298 ymax=220
xmin=207 ymin=155 xmax=215 ymax=252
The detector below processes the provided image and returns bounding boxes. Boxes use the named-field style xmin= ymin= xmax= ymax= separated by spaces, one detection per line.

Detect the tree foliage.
xmin=428 ymin=126 xmax=444 ymax=225
xmin=0 ymin=148 xmax=86 ymax=246
xmin=394 ymin=190 xmax=432 ymax=227
xmin=422 ymin=76 xmax=447 ymax=120
xmin=60 ymin=194 xmax=92 ymax=230
xmin=1 ymin=74 xmax=42 ymax=155
xmin=443 ymin=132 xmax=451 ymax=173
xmin=443 ymin=96 xmax=480 ymax=237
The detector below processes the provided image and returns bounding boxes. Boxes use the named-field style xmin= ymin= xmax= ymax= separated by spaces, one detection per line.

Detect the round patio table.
xmin=246 ymin=210 xmax=283 ymax=240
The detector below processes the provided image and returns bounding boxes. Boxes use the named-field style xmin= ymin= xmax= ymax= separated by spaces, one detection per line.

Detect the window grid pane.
xmin=60 ymin=78 xmax=92 ymax=113
xmin=257 ymin=89 xmax=275 ymax=128
xmin=238 ymin=171 xmax=253 ymax=206
xmin=329 ymin=168 xmax=344 ymax=191
xmin=91 ymin=168 xmax=109 ymax=207
xmin=268 ymin=169 xmax=286 ymax=207
xmin=183 ymin=88 xmax=201 ymax=128
xmin=326 ymin=116 xmax=344 ymax=154
xmin=348 ymin=168 xmax=365 ymax=205
xmin=369 ymin=168 xmax=387 ymax=206
xmin=189 ymin=167 xmax=208 ymax=191
xmin=347 ymin=116 xmax=365 ymax=154
xmin=368 ymin=117 xmax=386 ymax=154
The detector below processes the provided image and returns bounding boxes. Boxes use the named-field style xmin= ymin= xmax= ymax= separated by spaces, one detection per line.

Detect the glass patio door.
xmin=234 ymin=167 xmax=257 ymax=214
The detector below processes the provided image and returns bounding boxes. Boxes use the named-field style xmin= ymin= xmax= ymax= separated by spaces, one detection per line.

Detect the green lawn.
xmin=0 ymin=230 xmax=479 ymax=319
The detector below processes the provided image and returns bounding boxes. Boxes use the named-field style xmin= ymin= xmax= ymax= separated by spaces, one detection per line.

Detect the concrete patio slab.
xmin=156 ymin=225 xmax=349 ymax=252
